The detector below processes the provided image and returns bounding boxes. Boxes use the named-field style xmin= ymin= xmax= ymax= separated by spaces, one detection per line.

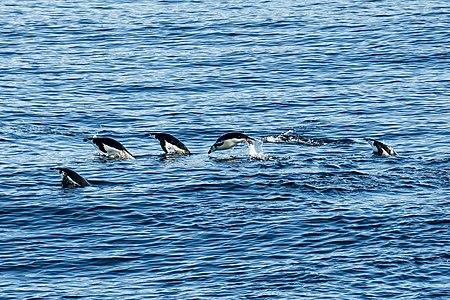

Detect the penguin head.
xmin=208 ymin=145 xmax=216 ymax=154
xmin=364 ymin=138 xmax=375 ymax=146
xmin=50 ymin=167 xmax=65 ymax=175
xmin=208 ymin=142 xmax=223 ymax=154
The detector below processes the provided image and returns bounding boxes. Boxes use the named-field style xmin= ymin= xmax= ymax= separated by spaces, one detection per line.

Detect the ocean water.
xmin=1 ymin=0 xmax=450 ymax=298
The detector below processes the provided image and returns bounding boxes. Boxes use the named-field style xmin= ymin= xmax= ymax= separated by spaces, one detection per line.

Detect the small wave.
xmin=262 ymin=129 xmax=355 ymax=146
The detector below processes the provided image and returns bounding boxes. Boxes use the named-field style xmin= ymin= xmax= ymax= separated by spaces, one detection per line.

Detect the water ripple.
xmin=1 ymin=0 xmax=450 ymax=298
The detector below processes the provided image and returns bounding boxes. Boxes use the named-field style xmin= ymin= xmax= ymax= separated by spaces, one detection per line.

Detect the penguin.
xmin=364 ymin=138 xmax=397 ymax=156
xmin=50 ymin=167 xmax=90 ymax=188
xmin=148 ymin=133 xmax=191 ymax=155
xmin=208 ymin=132 xmax=254 ymax=154
xmin=84 ymin=137 xmax=135 ymax=159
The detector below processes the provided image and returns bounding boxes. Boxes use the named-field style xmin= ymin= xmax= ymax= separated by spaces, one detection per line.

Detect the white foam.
xmin=248 ymin=140 xmax=267 ymax=160
xmin=262 ymin=135 xmax=280 ymax=143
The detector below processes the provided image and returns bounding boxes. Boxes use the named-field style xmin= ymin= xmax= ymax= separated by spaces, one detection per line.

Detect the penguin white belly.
xmin=218 ymin=138 xmax=245 ymax=150
xmin=62 ymin=175 xmax=81 ymax=188
xmin=370 ymin=144 xmax=379 ymax=153
xmin=164 ymin=141 xmax=186 ymax=154
xmin=380 ymin=146 xmax=395 ymax=156
xmin=103 ymin=144 xmax=134 ymax=159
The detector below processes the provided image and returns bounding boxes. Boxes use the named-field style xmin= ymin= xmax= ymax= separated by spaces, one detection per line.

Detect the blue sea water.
xmin=1 ymin=0 xmax=450 ymax=298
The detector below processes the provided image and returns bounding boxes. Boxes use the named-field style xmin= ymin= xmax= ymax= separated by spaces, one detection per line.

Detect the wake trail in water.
xmin=262 ymin=129 xmax=355 ymax=146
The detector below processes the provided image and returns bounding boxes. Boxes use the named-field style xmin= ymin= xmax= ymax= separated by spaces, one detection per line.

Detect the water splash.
xmin=248 ymin=139 xmax=267 ymax=160
xmin=93 ymin=125 xmax=104 ymax=138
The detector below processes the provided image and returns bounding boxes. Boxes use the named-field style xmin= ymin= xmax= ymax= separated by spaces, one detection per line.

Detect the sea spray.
xmin=248 ymin=139 xmax=267 ymax=160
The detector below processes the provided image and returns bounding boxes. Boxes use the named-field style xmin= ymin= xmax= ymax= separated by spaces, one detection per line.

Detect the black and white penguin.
xmin=84 ymin=137 xmax=135 ymax=159
xmin=364 ymin=138 xmax=397 ymax=156
xmin=208 ymin=132 xmax=254 ymax=154
xmin=148 ymin=133 xmax=191 ymax=155
xmin=50 ymin=167 xmax=90 ymax=188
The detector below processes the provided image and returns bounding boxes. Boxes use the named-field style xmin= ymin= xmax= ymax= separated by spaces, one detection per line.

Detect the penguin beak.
xmin=245 ymin=138 xmax=254 ymax=145
xmin=50 ymin=167 xmax=61 ymax=173
xmin=208 ymin=146 xmax=215 ymax=154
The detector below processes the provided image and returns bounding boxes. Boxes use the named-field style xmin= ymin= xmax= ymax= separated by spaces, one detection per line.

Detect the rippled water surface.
xmin=1 ymin=0 xmax=450 ymax=298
